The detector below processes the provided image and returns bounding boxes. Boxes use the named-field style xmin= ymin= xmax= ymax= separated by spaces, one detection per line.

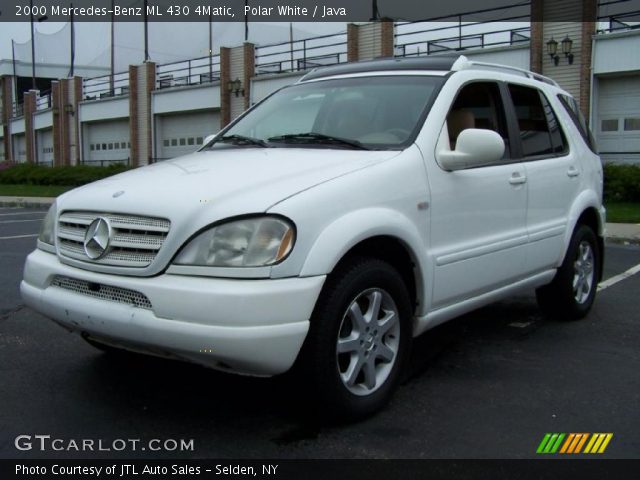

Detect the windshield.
xmin=206 ymin=75 xmax=444 ymax=151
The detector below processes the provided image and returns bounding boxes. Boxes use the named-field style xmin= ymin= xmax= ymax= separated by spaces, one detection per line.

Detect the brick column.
xmin=51 ymin=81 xmax=62 ymax=166
xmin=243 ymin=43 xmax=255 ymax=112
xmin=220 ymin=47 xmax=231 ymax=128
xmin=220 ymin=43 xmax=255 ymax=127
xmin=23 ymin=90 xmax=36 ymax=164
xmin=1 ymin=76 xmax=13 ymax=162
xmin=71 ymin=76 xmax=82 ymax=165
xmin=129 ymin=62 xmax=156 ymax=166
xmin=529 ymin=0 xmax=544 ymax=74
xmin=534 ymin=0 xmax=598 ymax=114
xmin=347 ymin=23 xmax=359 ymax=62
xmin=380 ymin=21 xmax=395 ymax=58
xmin=346 ymin=22 xmax=395 ymax=61
xmin=52 ymin=77 xmax=83 ymax=166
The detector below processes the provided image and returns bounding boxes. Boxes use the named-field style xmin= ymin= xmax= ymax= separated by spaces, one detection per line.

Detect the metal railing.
xmin=597 ymin=0 xmax=640 ymax=33
xmin=83 ymin=71 xmax=130 ymax=101
xmin=255 ymin=31 xmax=348 ymax=76
xmin=395 ymin=2 xmax=531 ymax=58
xmin=36 ymin=90 xmax=52 ymax=111
xmin=156 ymin=54 xmax=221 ymax=89
xmin=395 ymin=26 xmax=530 ymax=57
xmin=12 ymin=101 xmax=24 ymax=118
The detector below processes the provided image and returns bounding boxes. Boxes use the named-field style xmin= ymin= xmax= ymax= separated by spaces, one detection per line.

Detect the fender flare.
xmin=299 ymin=208 xmax=430 ymax=313
xmin=560 ymin=189 xmax=605 ymax=266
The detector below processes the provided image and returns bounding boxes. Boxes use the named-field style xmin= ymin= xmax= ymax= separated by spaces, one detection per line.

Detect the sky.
xmin=0 ymin=21 xmax=348 ymax=68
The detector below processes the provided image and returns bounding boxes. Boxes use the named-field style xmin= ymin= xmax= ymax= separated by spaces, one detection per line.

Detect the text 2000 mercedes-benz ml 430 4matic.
xmin=22 ymin=56 xmax=605 ymax=418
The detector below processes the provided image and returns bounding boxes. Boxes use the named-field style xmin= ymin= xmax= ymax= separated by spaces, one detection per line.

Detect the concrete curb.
xmin=606 ymin=223 xmax=640 ymax=246
xmin=0 ymin=196 xmax=56 ymax=208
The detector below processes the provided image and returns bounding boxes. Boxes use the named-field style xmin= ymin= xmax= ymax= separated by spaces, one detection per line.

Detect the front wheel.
xmin=298 ymin=257 xmax=412 ymax=420
xmin=536 ymin=224 xmax=600 ymax=321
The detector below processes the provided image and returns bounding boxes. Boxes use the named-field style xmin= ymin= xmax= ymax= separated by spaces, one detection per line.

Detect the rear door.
xmin=505 ymin=84 xmax=580 ymax=273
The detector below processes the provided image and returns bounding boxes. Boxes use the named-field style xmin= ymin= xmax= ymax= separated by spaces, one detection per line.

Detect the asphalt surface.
xmin=1 ymin=207 xmax=639 ymax=459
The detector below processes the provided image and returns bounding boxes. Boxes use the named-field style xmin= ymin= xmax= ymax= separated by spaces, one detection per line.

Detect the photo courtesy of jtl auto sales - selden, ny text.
xmin=1 ymin=0 xmax=639 ymax=479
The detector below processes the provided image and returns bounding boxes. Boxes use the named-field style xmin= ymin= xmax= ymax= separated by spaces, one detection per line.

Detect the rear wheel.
xmin=298 ymin=257 xmax=412 ymax=420
xmin=536 ymin=224 xmax=600 ymax=320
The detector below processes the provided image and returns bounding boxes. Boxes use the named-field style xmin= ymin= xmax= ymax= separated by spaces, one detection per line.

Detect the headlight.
xmin=38 ymin=203 xmax=57 ymax=246
xmin=174 ymin=217 xmax=295 ymax=267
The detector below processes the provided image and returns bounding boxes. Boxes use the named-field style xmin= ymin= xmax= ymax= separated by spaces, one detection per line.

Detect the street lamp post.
xmin=30 ymin=0 xmax=36 ymax=89
xmin=29 ymin=0 xmax=48 ymax=90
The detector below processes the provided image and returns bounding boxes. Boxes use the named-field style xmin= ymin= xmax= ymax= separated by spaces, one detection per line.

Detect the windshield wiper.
xmin=267 ymin=132 xmax=370 ymax=150
xmin=217 ymin=134 xmax=270 ymax=148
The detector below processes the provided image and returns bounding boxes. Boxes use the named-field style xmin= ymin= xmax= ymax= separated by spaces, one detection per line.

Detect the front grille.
xmin=57 ymin=211 xmax=170 ymax=268
xmin=51 ymin=276 xmax=153 ymax=310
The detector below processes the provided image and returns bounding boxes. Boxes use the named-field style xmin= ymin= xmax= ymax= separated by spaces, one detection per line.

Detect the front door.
xmin=425 ymin=81 xmax=529 ymax=309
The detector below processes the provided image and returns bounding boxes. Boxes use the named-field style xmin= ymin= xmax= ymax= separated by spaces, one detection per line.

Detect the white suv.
xmin=22 ymin=56 xmax=605 ymax=417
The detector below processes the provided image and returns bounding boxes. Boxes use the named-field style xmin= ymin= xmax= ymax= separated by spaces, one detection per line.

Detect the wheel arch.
xmin=300 ymin=208 xmax=428 ymax=315
xmin=563 ymin=191 xmax=606 ymax=281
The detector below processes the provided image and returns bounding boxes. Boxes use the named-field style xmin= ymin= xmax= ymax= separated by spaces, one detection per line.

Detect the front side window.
xmin=446 ymin=81 xmax=510 ymax=158
xmin=208 ymin=76 xmax=444 ymax=150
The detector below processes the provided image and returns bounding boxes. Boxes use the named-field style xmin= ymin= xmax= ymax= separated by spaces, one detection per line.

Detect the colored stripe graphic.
xmin=584 ymin=433 xmax=614 ymax=454
xmin=536 ymin=433 xmax=565 ymax=454
xmin=537 ymin=433 xmax=552 ymax=453
xmin=537 ymin=433 xmax=613 ymax=454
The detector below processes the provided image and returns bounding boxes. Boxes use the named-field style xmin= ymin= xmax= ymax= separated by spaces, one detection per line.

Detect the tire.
xmin=297 ymin=257 xmax=413 ymax=420
xmin=536 ymin=224 xmax=600 ymax=321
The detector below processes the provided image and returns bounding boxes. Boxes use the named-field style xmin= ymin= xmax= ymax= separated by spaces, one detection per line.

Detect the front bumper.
xmin=21 ymin=249 xmax=326 ymax=376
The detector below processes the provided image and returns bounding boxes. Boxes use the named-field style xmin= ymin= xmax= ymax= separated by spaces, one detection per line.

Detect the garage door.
xmin=13 ymin=134 xmax=26 ymax=163
xmin=156 ymin=110 xmax=220 ymax=161
xmin=596 ymin=76 xmax=640 ymax=164
xmin=37 ymin=128 xmax=54 ymax=165
xmin=84 ymin=119 xmax=130 ymax=165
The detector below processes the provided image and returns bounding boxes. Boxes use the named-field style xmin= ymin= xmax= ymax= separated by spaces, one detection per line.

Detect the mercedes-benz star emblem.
xmin=84 ymin=217 xmax=112 ymax=260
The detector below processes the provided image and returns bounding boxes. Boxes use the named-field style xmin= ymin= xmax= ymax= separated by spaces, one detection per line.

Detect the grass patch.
xmin=605 ymin=202 xmax=640 ymax=224
xmin=0 ymin=184 xmax=73 ymax=197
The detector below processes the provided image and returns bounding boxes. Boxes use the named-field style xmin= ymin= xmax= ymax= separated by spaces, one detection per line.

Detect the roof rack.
xmin=297 ymin=55 xmax=560 ymax=88
xmin=299 ymin=56 xmax=460 ymax=82
xmin=451 ymin=55 xmax=559 ymax=87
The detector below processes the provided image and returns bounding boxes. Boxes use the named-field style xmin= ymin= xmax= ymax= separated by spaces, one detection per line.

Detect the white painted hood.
xmin=57 ymin=148 xmax=400 ymax=274
xmin=61 ymin=148 xmax=399 ymax=216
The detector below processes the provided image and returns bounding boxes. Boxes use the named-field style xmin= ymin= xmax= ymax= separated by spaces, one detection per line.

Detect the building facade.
xmin=1 ymin=0 xmax=638 ymax=166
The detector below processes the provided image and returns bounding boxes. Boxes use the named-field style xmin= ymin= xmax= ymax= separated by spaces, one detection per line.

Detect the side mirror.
xmin=437 ymin=129 xmax=505 ymax=171
xmin=202 ymin=134 xmax=216 ymax=146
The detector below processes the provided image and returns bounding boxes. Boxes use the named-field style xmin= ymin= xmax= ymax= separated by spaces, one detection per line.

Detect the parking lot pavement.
xmin=0 ymin=208 xmax=46 ymax=315
xmin=1 ymin=208 xmax=639 ymax=459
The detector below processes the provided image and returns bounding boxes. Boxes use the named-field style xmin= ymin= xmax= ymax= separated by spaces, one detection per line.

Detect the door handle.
xmin=567 ymin=166 xmax=580 ymax=178
xmin=509 ymin=173 xmax=527 ymax=185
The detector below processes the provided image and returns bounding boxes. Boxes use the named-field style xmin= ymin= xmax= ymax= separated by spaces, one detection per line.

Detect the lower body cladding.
xmin=20 ymin=249 xmax=326 ymax=376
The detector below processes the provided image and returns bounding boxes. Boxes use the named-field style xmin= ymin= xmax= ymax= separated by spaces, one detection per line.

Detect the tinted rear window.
xmin=558 ymin=94 xmax=598 ymax=153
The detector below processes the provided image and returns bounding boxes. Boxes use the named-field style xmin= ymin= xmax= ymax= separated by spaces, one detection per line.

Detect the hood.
xmin=58 ymin=147 xmax=400 ymax=232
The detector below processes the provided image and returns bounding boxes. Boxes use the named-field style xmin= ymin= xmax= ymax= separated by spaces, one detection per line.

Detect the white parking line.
xmin=598 ymin=262 xmax=640 ymax=292
xmin=0 ymin=219 xmax=44 ymax=224
xmin=0 ymin=211 xmax=47 ymax=217
xmin=0 ymin=234 xmax=39 ymax=240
